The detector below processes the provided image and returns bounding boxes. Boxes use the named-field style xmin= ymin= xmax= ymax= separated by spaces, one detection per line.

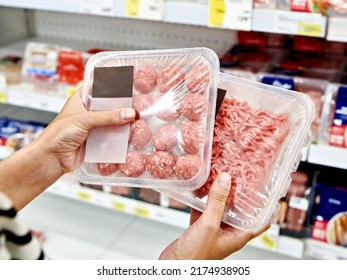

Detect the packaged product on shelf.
xmin=0 ymin=117 xmax=46 ymax=160
xmin=311 ymin=184 xmax=347 ymax=247
xmin=58 ymin=50 xmax=85 ymax=85
xmin=328 ymin=0 xmax=347 ymax=14
xmin=0 ymin=55 xmax=22 ymax=84
xmin=253 ymin=0 xmax=278 ymax=9
xmin=138 ymin=188 xmax=161 ymax=205
xmin=75 ymin=48 xmax=219 ymax=191
xmin=220 ymin=44 xmax=286 ymax=81
xmin=157 ymin=72 xmax=314 ymax=233
xmin=283 ymin=171 xmax=310 ymax=232
xmin=319 ymin=84 xmax=347 ymax=148
xmin=22 ymin=42 xmax=60 ymax=91
xmin=278 ymin=0 xmax=329 ymax=14
xmin=259 ymin=73 xmax=328 ymax=142
xmin=110 ymin=186 xmax=134 ymax=197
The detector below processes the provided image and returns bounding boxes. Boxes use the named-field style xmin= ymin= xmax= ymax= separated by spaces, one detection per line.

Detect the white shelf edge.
xmin=252 ymin=9 xmax=327 ymax=38
xmin=46 ymin=174 xmax=190 ymax=229
xmin=305 ymin=238 xmax=347 ymax=260
xmin=308 ymin=144 xmax=347 ymax=169
xmin=0 ymin=2 xmax=333 ymax=37
xmin=327 ymin=16 xmax=347 ymax=43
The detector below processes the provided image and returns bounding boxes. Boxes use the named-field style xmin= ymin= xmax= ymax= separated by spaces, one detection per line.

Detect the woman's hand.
xmin=159 ymin=172 xmax=270 ymax=260
xmin=36 ymin=89 xmax=136 ymax=174
xmin=0 ymin=89 xmax=136 ymax=210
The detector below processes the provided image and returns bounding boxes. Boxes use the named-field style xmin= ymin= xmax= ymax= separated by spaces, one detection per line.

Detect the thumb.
xmin=201 ymin=172 xmax=231 ymax=228
xmin=81 ymin=108 xmax=137 ymax=130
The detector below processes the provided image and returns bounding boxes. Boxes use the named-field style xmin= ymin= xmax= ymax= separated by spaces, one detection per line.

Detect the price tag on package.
xmin=208 ymin=0 xmax=252 ymax=30
xmin=125 ymin=0 xmax=164 ymax=21
xmin=79 ymin=0 xmax=115 ymax=16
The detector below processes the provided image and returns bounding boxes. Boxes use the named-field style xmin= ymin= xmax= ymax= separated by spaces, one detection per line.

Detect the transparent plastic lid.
xmin=158 ymin=72 xmax=315 ymax=232
xmin=75 ymin=47 xmax=219 ymax=190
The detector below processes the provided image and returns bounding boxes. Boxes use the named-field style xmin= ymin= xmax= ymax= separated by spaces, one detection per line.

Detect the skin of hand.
xmin=0 ymin=89 xmax=136 ymax=210
xmin=159 ymin=172 xmax=271 ymax=260
xmin=36 ymin=89 xmax=137 ymax=173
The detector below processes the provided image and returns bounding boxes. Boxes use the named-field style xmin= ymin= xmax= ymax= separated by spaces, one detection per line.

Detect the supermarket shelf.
xmin=6 ymin=83 xmax=67 ymax=113
xmin=305 ymin=239 xmax=347 ymax=260
xmin=3 ymin=84 xmax=346 ymax=170
xmin=252 ymin=9 xmax=327 ymax=38
xmin=308 ymin=144 xmax=347 ymax=170
xmin=47 ymin=174 xmax=306 ymax=259
xmin=327 ymin=16 xmax=347 ymax=43
xmin=0 ymin=1 xmax=332 ymax=38
xmin=46 ymin=174 xmax=191 ymax=229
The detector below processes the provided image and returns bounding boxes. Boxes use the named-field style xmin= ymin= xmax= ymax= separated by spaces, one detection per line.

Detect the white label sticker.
xmin=125 ymin=0 xmax=164 ymax=21
xmin=289 ymin=196 xmax=309 ymax=211
xmin=80 ymin=0 xmax=115 ymax=16
xmin=208 ymin=0 xmax=252 ymax=31
xmin=85 ymin=97 xmax=132 ymax=163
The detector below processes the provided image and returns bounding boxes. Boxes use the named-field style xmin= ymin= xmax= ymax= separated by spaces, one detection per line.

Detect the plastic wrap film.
xmin=75 ymin=48 xmax=219 ymax=190
xmin=158 ymin=72 xmax=314 ymax=232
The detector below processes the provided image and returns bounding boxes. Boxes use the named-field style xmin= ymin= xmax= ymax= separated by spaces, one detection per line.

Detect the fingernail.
xmin=218 ymin=172 xmax=231 ymax=189
xmin=135 ymin=110 xmax=141 ymax=120
xmin=120 ymin=108 xmax=135 ymax=121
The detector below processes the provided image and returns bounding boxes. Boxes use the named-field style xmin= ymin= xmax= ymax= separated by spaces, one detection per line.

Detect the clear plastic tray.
xmin=157 ymin=72 xmax=314 ymax=232
xmin=75 ymin=47 xmax=219 ymax=190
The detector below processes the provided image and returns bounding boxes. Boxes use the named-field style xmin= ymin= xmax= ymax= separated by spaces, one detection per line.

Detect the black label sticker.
xmin=92 ymin=66 xmax=134 ymax=98
xmin=215 ymin=88 xmax=227 ymax=118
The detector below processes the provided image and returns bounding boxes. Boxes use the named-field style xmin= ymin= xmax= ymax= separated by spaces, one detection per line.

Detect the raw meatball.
xmin=118 ymin=151 xmax=146 ymax=177
xmin=132 ymin=94 xmax=153 ymax=113
xmin=153 ymin=124 xmax=177 ymax=151
xmin=133 ymin=65 xmax=158 ymax=94
xmin=185 ymin=64 xmax=210 ymax=94
xmin=145 ymin=151 xmax=176 ymax=179
xmin=179 ymin=93 xmax=208 ymax=121
xmin=157 ymin=65 xmax=185 ymax=94
xmin=175 ymin=154 xmax=202 ymax=180
xmin=129 ymin=119 xmax=152 ymax=150
xmin=180 ymin=121 xmax=204 ymax=154
xmin=96 ymin=163 xmax=118 ymax=176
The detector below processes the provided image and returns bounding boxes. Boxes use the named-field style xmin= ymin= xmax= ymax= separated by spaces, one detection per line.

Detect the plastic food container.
xmin=75 ymin=48 xmax=219 ymax=190
xmin=157 ymin=72 xmax=314 ymax=232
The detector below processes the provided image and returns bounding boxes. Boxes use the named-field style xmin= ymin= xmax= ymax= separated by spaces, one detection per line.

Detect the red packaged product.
xmin=58 ymin=50 xmax=85 ymax=85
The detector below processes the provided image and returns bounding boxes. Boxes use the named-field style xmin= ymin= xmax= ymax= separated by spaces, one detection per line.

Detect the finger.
xmin=81 ymin=108 xmax=137 ymax=130
xmin=201 ymin=172 xmax=231 ymax=228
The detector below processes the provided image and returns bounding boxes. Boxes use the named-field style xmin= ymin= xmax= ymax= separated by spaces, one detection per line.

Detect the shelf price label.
xmin=298 ymin=21 xmax=322 ymax=37
xmin=111 ymin=200 xmax=126 ymax=212
xmin=0 ymin=75 xmax=6 ymax=103
xmin=0 ymin=92 xmax=7 ymax=104
xmin=77 ymin=190 xmax=91 ymax=202
xmin=125 ymin=0 xmax=164 ymax=21
xmin=79 ymin=0 xmax=115 ymax=16
xmin=208 ymin=0 xmax=252 ymax=30
xmin=133 ymin=205 xmax=149 ymax=218
xmin=248 ymin=224 xmax=279 ymax=251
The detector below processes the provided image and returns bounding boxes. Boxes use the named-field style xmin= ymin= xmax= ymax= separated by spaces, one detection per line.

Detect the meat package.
xmin=75 ymin=48 xmax=220 ymax=190
xmin=318 ymin=83 xmax=347 ymax=148
xmin=158 ymin=72 xmax=314 ymax=232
